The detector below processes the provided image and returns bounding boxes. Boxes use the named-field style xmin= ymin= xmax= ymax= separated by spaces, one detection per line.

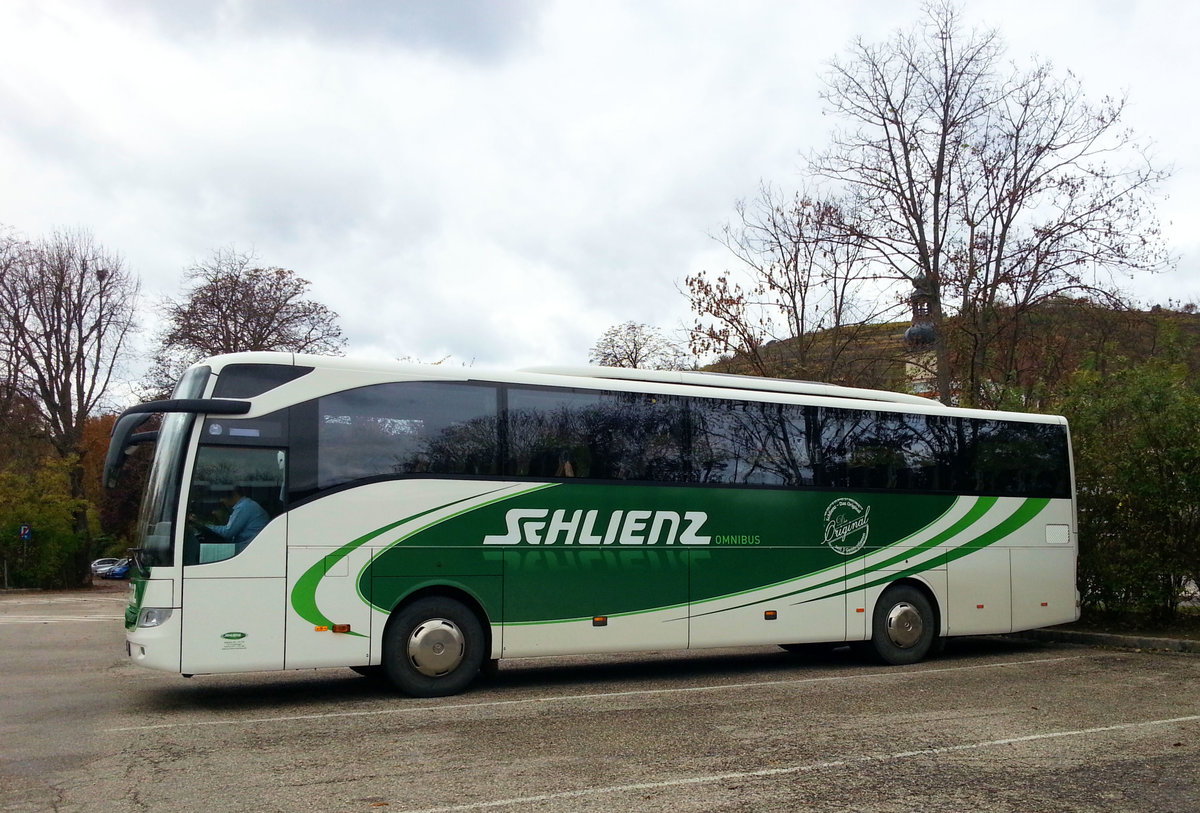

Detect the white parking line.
xmin=0 ymin=595 xmax=127 ymax=606
xmin=0 ymin=615 xmax=124 ymax=623
xmin=399 ymin=714 xmax=1200 ymax=813
xmin=106 ymin=655 xmax=1085 ymax=733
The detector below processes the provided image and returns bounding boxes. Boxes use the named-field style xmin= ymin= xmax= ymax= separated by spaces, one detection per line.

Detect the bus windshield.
xmin=133 ymin=412 xmax=192 ymax=570
xmin=130 ymin=366 xmax=211 ymax=570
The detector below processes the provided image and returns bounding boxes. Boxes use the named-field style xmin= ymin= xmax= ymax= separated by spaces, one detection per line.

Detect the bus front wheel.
xmin=382 ymin=597 xmax=485 ymax=697
xmin=870 ymin=585 xmax=936 ymax=665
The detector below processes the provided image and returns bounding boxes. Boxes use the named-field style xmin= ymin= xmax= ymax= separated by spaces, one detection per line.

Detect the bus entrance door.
xmin=179 ymin=520 xmax=288 ymax=675
xmin=178 ymin=444 xmax=289 ymax=675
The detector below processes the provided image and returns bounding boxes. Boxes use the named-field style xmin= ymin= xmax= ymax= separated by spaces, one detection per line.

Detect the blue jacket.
xmin=207 ymin=497 xmax=270 ymax=548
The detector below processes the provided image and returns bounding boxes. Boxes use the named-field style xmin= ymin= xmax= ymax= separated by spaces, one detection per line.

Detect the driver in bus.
xmin=193 ymin=486 xmax=271 ymax=552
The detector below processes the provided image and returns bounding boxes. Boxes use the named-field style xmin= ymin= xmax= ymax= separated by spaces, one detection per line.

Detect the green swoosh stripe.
xmin=368 ymin=484 xmax=557 ymax=557
xmin=290 ymin=485 xmax=529 ymax=633
xmin=802 ymin=496 xmax=1051 ymax=605
xmin=686 ymin=497 xmax=984 ymax=621
xmin=848 ymin=496 xmax=996 ymax=581
xmin=688 ymin=496 xmax=1045 ymax=621
xmin=784 ymin=496 xmax=995 ymax=604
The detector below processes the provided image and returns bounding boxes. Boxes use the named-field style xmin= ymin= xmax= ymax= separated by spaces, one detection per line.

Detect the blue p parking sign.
xmin=18 ymin=524 xmax=31 ymax=541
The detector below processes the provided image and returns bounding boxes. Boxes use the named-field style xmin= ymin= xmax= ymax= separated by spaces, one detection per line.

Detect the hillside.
xmin=701 ymin=300 xmax=1200 ymax=406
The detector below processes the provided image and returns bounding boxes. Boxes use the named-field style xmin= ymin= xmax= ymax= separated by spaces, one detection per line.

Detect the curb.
xmin=1011 ymin=628 xmax=1200 ymax=654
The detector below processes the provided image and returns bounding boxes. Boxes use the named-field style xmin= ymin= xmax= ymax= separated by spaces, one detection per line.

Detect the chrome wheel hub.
xmin=885 ymin=602 xmax=923 ymax=649
xmin=407 ymin=618 xmax=465 ymax=677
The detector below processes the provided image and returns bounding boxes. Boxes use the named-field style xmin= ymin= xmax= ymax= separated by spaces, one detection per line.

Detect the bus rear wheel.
xmin=383 ymin=597 xmax=485 ymax=697
xmin=870 ymin=585 xmax=936 ymax=665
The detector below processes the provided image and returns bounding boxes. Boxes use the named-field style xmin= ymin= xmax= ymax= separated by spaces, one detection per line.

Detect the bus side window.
xmin=184 ymin=446 xmax=284 ymax=566
xmin=313 ymin=382 xmax=500 ymax=491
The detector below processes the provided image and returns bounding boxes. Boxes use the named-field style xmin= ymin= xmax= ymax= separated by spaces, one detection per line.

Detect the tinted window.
xmin=314 ymin=382 xmax=499 ymax=490
xmin=285 ymin=379 xmax=1070 ymax=500
xmin=962 ymin=418 xmax=1070 ymax=498
xmin=212 ymin=364 xmax=312 ymax=397
xmin=506 ymin=387 xmax=689 ymax=482
xmin=691 ymin=400 xmax=810 ymax=486
xmin=807 ymin=409 xmax=951 ymax=491
xmin=688 ymin=399 xmax=1067 ymax=498
xmin=506 ymin=388 xmax=605 ymax=478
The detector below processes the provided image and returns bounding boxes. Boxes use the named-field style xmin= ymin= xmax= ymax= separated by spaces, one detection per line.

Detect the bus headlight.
xmin=137 ymin=608 xmax=173 ymax=628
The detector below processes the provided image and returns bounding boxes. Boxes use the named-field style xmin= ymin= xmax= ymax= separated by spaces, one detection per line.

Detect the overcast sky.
xmin=2 ymin=0 xmax=1197 ymax=383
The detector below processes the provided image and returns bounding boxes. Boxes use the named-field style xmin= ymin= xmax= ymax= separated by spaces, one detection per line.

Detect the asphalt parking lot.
xmin=2 ymin=589 xmax=1198 ymax=813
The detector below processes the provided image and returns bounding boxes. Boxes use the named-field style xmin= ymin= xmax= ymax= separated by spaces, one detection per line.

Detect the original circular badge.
xmin=822 ymin=497 xmax=871 ymax=555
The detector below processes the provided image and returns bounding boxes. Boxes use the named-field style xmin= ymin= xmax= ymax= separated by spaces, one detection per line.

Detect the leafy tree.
xmin=0 ymin=457 xmax=93 ymax=588
xmin=589 ymin=321 xmax=689 ymax=370
xmin=1059 ymin=344 xmax=1200 ymax=620
xmin=81 ymin=414 xmax=148 ymax=548
xmin=148 ymin=248 xmax=346 ymax=394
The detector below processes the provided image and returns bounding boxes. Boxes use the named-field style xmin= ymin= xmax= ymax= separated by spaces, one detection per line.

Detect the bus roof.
xmin=189 ymin=352 xmax=1065 ymax=425
xmin=522 ymin=365 xmax=935 ymax=407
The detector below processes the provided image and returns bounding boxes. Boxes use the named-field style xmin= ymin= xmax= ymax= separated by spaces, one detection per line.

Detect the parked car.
xmin=100 ymin=558 xmax=131 ymax=579
xmin=90 ymin=557 xmax=121 ymax=576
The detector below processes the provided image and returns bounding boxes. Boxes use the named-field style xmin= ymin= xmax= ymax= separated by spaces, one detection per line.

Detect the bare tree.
xmin=589 ymin=322 xmax=688 ymax=370
xmin=814 ymin=0 xmax=1170 ymax=405
xmin=0 ymin=230 xmax=25 ymax=453
xmin=686 ymin=185 xmax=898 ymax=382
xmin=0 ymin=227 xmax=140 ymax=539
xmin=149 ymin=248 xmax=346 ymax=393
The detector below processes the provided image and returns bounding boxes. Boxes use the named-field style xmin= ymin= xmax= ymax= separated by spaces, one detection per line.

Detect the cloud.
xmin=0 ymin=0 xmax=1196 ymax=386
xmin=108 ymin=0 xmax=541 ymax=61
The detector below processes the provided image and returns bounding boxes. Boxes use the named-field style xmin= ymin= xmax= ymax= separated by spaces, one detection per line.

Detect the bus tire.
xmin=870 ymin=585 xmax=936 ymax=665
xmin=382 ymin=597 xmax=485 ymax=697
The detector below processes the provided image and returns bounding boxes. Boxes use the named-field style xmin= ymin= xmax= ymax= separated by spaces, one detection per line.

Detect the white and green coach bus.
xmin=104 ymin=352 xmax=1078 ymax=696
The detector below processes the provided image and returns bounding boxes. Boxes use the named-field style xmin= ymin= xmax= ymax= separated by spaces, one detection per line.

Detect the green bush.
xmin=0 ymin=458 xmax=91 ymax=589
xmin=1059 ymin=355 xmax=1200 ymax=620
